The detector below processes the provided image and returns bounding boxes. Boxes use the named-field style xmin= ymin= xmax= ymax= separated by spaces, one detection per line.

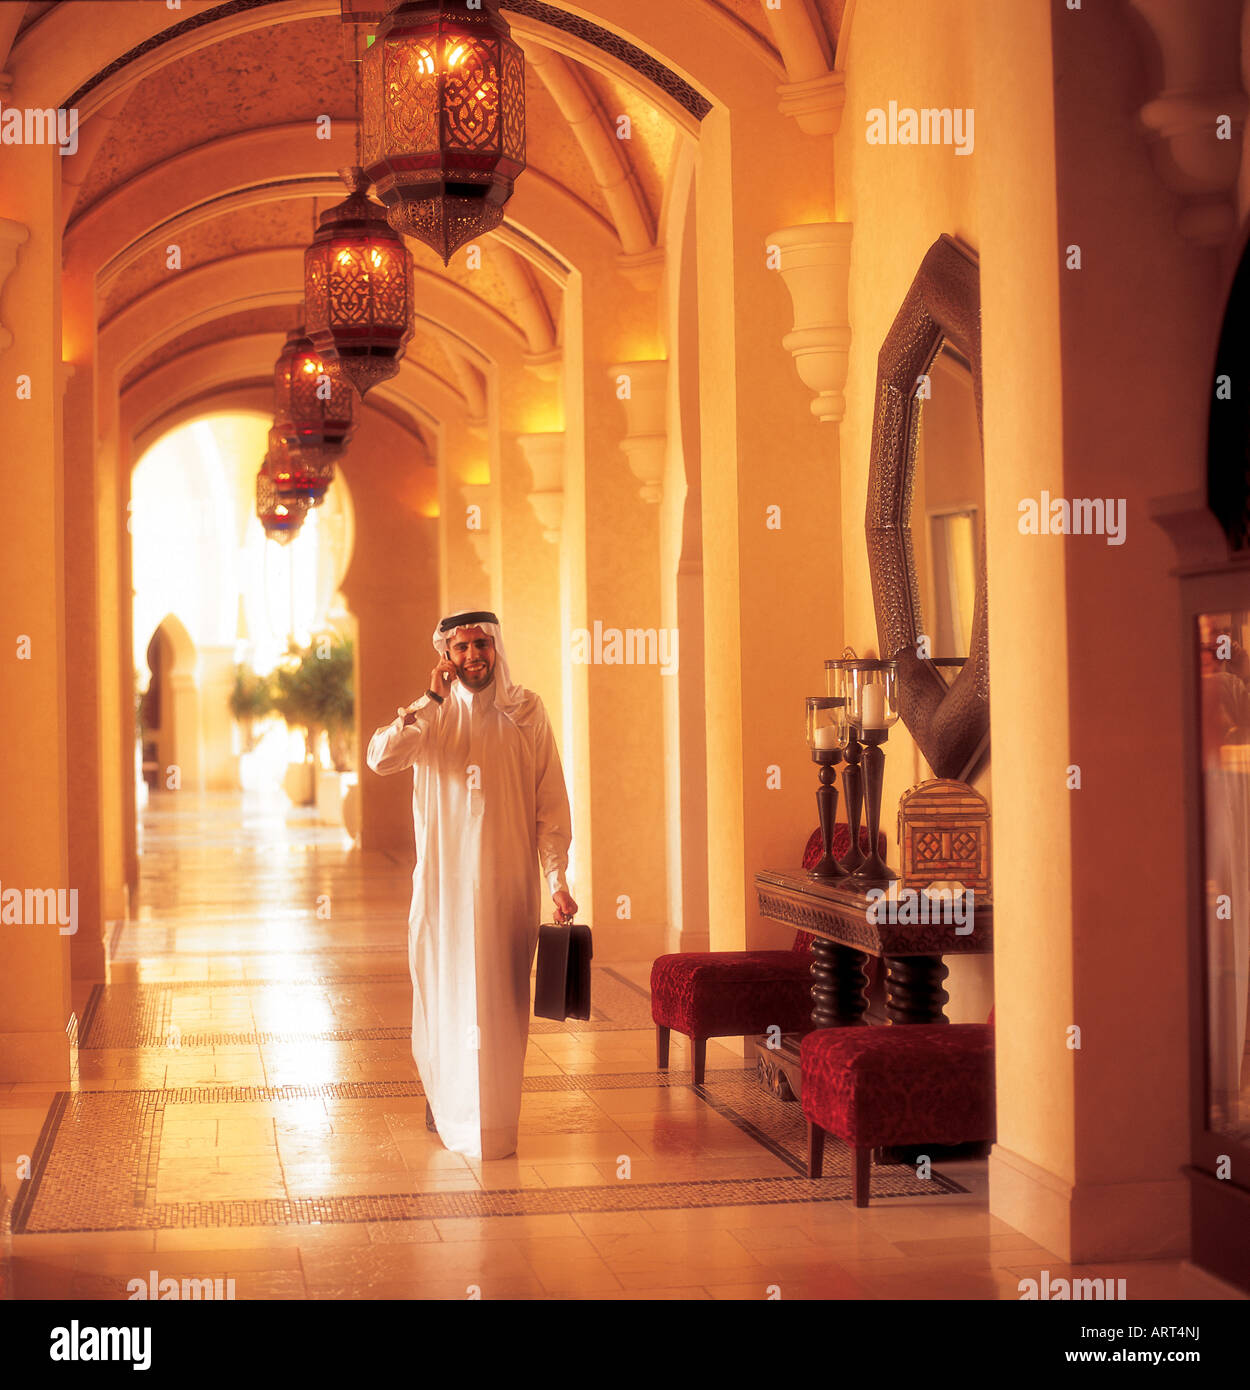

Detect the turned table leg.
xmin=810 ymin=938 xmax=870 ymax=1028
xmin=883 ymin=954 xmax=950 ymax=1025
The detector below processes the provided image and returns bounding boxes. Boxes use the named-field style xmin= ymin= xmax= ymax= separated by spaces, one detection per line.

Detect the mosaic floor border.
xmin=11 ymin=1067 xmax=967 ymax=1234
xmin=109 ymin=938 xmax=408 ymax=959
xmin=80 ymin=968 xmax=654 ymax=1047
xmin=61 ymin=1069 xmax=752 ymax=1104
xmin=16 ymin=1175 xmax=948 ymax=1234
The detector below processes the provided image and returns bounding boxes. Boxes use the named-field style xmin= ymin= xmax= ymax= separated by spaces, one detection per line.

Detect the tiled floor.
xmin=0 ymin=787 xmax=1243 ymax=1301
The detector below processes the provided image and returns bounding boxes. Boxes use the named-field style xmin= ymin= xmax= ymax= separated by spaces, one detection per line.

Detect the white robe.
xmin=366 ymin=673 xmax=572 ymax=1158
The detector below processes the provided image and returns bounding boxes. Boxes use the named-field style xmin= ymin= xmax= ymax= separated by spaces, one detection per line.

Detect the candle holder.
xmin=806 ymin=695 xmax=849 ymax=879
xmin=828 ymin=657 xmax=867 ymax=871
xmin=844 ymin=658 xmax=899 ymax=883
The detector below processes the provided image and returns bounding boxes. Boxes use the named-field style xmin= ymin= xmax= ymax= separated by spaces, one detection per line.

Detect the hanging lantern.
xmin=305 ymin=167 xmax=415 ymax=397
xmin=273 ymin=328 xmax=357 ymax=464
xmin=256 ymin=469 xmax=309 ymax=544
xmin=264 ymin=427 xmax=335 ymax=508
xmin=360 ymin=0 xmax=527 ymax=264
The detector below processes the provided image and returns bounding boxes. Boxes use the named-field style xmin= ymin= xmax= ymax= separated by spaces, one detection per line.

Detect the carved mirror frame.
xmin=866 ymin=233 xmax=989 ymax=781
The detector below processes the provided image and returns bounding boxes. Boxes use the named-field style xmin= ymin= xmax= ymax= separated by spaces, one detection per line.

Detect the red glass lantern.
xmin=264 ymin=427 xmax=335 ymax=509
xmin=256 ymin=469 xmax=309 ymax=544
xmin=305 ymin=166 xmax=414 ymax=397
xmin=360 ymin=0 xmax=526 ymax=264
xmin=272 ymin=328 xmax=357 ymax=465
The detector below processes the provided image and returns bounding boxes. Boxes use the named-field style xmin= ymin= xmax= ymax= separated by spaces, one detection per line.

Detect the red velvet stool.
xmin=650 ymin=824 xmax=878 ymax=1086
xmin=801 ymin=1024 xmax=996 ymax=1207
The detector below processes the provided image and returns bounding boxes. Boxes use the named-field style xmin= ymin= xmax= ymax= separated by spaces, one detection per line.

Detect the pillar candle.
xmin=860 ymin=682 xmax=887 ymax=728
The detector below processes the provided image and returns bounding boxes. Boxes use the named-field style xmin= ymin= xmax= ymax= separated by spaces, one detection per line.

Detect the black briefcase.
xmin=534 ymin=921 xmax=593 ymax=1021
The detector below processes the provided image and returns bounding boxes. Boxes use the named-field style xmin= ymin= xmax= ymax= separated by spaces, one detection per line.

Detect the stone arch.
xmin=140 ymin=611 xmax=199 ymax=794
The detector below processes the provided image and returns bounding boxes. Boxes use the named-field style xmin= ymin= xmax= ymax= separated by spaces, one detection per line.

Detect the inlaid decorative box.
xmin=897 ymin=778 xmax=991 ymax=893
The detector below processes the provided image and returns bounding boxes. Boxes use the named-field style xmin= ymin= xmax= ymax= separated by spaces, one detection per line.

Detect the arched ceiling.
xmin=7 ymin=0 xmax=844 ymax=432
xmin=57 ymin=6 xmax=684 ymax=409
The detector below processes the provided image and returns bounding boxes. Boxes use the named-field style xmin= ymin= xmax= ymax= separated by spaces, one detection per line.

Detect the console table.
xmin=752 ymin=869 xmax=993 ymax=1100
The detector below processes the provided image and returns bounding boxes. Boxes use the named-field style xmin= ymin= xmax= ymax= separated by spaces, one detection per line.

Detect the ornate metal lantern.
xmin=272 ymin=328 xmax=357 ymax=465
xmin=360 ymin=0 xmax=527 ymax=263
xmin=256 ymin=469 xmax=308 ymax=544
xmin=264 ymin=427 xmax=335 ymax=509
xmin=304 ymin=166 xmax=414 ymax=397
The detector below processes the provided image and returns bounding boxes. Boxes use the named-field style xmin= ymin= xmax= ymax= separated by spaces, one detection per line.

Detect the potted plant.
xmin=304 ymin=635 xmax=356 ymax=829
xmin=228 ymin=663 xmax=273 ymax=753
xmin=269 ymin=641 xmax=319 ymax=806
xmin=269 ymin=635 xmax=355 ymax=813
xmin=302 ymin=634 xmax=355 ymax=773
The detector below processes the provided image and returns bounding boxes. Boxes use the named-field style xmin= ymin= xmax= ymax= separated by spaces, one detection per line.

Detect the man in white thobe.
xmin=366 ymin=609 xmax=576 ymax=1159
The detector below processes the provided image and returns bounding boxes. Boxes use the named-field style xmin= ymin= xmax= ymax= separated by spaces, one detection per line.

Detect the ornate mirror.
xmin=866 ymin=234 xmax=988 ymax=781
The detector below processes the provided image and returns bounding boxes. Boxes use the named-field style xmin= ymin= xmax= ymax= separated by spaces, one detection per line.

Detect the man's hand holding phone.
xmin=395 ymin=659 xmax=456 ymax=727
xmin=429 ymin=656 xmax=456 ymax=692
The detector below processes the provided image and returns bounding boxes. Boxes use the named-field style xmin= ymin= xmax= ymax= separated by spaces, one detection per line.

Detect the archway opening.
xmin=130 ymin=411 xmax=357 ymax=826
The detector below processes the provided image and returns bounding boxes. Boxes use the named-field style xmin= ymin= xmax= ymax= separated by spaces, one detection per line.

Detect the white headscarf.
xmin=431 ymin=608 xmax=527 ymax=720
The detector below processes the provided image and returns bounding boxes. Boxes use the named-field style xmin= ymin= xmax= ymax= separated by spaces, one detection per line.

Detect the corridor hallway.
xmin=0 ymin=792 xmax=1237 ymax=1302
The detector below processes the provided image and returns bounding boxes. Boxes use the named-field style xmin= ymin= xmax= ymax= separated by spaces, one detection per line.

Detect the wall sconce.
xmin=767 ymin=222 xmax=852 ymax=422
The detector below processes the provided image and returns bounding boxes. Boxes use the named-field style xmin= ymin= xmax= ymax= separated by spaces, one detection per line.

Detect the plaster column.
xmin=694 ymin=93 xmax=840 ymax=959
xmin=975 ymin=0 xmax=1209 ymax=1262
xmin=660 ymin=146 xmax=709 ymax=953
xmin=62 ymin=263 xmax=108 ymax=979
xmin=565 ymin=255 xmax=669 ymax=959
xmin=0 ymin=140 xmax=74 ymax=1080
xmin=340 ymin=410 xmax=439 ymax=854
xmin=493 ymin=343 xmax=563 ymax=754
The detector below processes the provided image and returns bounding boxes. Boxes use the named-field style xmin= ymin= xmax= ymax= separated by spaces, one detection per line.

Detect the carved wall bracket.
xmin=1127 ymin=0 xmax=1248 ymax=247
xmin=767 ymin=222 xmax=853 ymax=423
xmin=460 ymin=482 xmax=492 ymax=570
xmin=0 ymin=217 xmax=30 ymax=355
xmin=609 ymin=360 xmax=668 ymax=503
xmin=517 ymin=431 xmax=565 ymax=544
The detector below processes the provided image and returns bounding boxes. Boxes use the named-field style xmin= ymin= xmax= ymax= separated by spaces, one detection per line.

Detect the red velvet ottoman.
xmin=801 ymin=1024 xmax=996 ymax=1206
xmin=650 ymin=823 xmax=881 ymax=1086
xmin=651 ymin=943 xmax=816 ymax=1085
